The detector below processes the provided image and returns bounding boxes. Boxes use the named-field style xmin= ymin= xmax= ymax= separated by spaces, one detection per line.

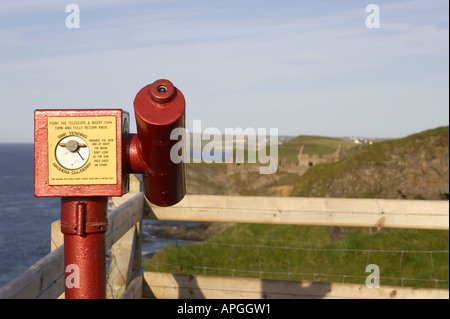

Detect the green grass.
xmin=143 ymin=224 xmax=449 ymax=288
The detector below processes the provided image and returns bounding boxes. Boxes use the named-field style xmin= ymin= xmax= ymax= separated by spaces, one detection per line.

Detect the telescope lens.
xmin=157 ymin=85 xmax=167 ymax=93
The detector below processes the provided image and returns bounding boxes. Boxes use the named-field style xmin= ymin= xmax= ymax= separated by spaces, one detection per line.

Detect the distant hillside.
xmin=278 ymin=135 xmax=356 ymax=164
xmin=186 ymin=134 xmax=356 ymax=196
xmin=186 ymin=162 xmax=299 ymax=196
xmin=186 ymin=127 xmax=449 ymax=200
xmin=291 ymin=127 xmax=449 ymax=200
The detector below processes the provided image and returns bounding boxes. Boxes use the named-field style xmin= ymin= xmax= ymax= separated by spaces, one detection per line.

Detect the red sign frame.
xmin=34 ymin=109 xmax=129 ymax=197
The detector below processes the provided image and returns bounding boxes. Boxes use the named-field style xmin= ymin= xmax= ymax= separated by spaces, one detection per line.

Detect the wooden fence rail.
xmin=146 ymin=195 xmax=449 ymax=230
xmin=142 ymin=272 xmax=449 ymax=299
xmin=0 ymin=175 xmax=448 ymax=299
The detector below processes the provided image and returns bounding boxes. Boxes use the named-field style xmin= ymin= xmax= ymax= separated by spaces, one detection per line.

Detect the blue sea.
xmin=0 ymin=143 xmax=193 ymax=289
xmin=0 ymin=144 xmax=60 ymax=287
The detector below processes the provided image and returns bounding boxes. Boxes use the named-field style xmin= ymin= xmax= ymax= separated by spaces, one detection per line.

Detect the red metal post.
xmin=60 ymin=197 xmax=108 ymax=299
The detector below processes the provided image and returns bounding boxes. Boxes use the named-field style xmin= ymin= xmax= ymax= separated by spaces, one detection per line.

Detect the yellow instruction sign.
xmin=48 ymin=116 xmax=117 ymax=185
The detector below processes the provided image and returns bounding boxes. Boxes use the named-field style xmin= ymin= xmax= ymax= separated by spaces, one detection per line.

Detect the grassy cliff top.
xmin=291 ymin=126 xmax=449 ymax=199
xmin=278 ymin=135 xmax=356 ymax=163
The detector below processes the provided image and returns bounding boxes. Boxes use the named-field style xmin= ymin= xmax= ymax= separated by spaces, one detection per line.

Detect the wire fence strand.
xmin=143 ymin=238 xmax=449 ymax=289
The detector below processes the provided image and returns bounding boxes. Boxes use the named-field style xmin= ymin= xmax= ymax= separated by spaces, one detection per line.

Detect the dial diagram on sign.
xmin=56 ymin=136 xmax=90 ymax=170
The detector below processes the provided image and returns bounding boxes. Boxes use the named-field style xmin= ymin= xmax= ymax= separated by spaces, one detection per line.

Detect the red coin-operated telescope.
xmin=34 ymin=79 xmax=186 ymax=299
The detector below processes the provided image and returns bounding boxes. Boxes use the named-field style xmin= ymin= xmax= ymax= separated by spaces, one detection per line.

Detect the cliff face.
xmin=291 ymin=127 xmax=449 ymax=200
xmin=393 ymin=131 xmax=448 ymax=200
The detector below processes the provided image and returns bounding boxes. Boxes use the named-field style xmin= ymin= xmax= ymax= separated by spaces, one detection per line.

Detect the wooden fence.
xmin=0 ymin=175 xmax=448 ymax=299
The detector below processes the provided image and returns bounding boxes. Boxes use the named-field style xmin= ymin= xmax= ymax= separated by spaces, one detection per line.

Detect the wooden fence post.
xmin=107 ymin=174 xmax=143 ymax=299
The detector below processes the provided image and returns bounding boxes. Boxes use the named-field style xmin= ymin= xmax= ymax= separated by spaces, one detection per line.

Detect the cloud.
xmin=0 ymin=0 xmax=165 ymax=16
xmin=0 ymin=0 xmax=448 ymax=141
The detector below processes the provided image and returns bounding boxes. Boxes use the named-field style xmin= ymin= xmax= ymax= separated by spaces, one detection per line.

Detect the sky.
xmin=0 ymin=0 xmax=448 ymax=143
